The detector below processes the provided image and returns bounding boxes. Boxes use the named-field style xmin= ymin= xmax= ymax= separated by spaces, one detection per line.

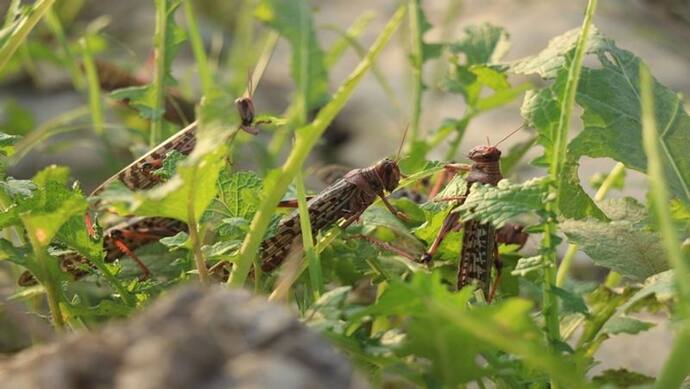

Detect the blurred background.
xmin=1 ymin=0 xmax=689 ymax=375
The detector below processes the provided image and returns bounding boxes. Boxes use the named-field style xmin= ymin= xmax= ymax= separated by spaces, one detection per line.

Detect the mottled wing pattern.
xmin=18 ymin=217 xmax=187 ymax=286
xmin=90 ymin=122 xmax=198 ymax=196
xmin=458 ymin=220 xmax=495 ymax=297
xmin=260 ymin=179 xmax=360 ymax=271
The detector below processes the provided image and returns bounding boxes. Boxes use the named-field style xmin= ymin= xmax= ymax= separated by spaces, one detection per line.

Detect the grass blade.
xmin=0 ymin=0 xmax=56 ymax=73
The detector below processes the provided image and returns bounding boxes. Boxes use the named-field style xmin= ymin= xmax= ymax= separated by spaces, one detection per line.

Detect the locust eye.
xmin=142 ymin=162 xmax=153 ymax=171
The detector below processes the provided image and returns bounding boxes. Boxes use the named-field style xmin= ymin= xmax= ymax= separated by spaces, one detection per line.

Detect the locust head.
xmin=373 ymin=158 xmax=401 ymax=192
xmin=468 ymin=145 xmax=501 ymax=163
xmin=234 ymin=96 xmax=255 ymax=127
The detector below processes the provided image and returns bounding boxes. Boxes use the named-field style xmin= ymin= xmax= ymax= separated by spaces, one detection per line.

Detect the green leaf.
xmin=602 ymin=316 xmax=654 ymax=335
xmin=153 ymin=149 xmax=186 ymax=180
xmin=255 ymin=0 xmax=328 ymax=110
xmin=110 ymin=85 xmax=165 ymax=121
xmin=209 ymin=171 xmax=262 ymax=220
xmin=360 ymin=205 xmax=419 ymax=245
xmin=159 ymin=231 xmax=189 ymax=249
xmin=511 ymin=255 xmax=548 ymax=277
xmin=55 ymin=213 xmax=102 ymax=261
xmin=574 ymin=37 xmax=690 ymax=208
xmin=597 ymin=197 xmax=648 ymax=227
xmin=357 ymin=273 xmax=588 ymax=387
xmin=592 ymin=369 xmax=655 ymax=387
xmin=111 ymin=128 xmax=230 ymax=222
xmin=442 ymin=24 xmax=528 ymax=113
xmin=0 ymin=100 xmax=34 ymax=136
xmin=0 ymin=177 xmax=35 ymax=198
xmin=505 ymin=26 xmax=605 ymax=78
xmin=621 ymin=270 xmax=675 ymax=311
xmin=560 ymin=219 xmax=668 ymax=281
xmin=457 ymin=177 xmax=549 ymax=227
xmin=551 ymin=285 xmax=589 ymax=316
xmin=450 ymin=23 xmax=509 ymax=65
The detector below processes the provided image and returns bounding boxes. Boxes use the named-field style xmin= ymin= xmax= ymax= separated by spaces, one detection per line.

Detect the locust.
xmin=18 ymin=217 xmax=187 ymax=286
xmin=420 ymin=127 xmax=526 ymax=302
xmin=259 ymin=158 xmax=408 ymax=272
xmin=17 ymin=75 xmax=265 ymax=286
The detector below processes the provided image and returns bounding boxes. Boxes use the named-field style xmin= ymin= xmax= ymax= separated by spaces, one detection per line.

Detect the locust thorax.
xmin=466 ymin=145 xmax=502 ymax=186
xmin=235 ymin=97 xmax=255 ymax=126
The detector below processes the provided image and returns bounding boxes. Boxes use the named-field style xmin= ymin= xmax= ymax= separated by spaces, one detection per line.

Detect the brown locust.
xmin=19 ymin=217 xmax=187 ymax=286
xmin=259 ymin=158 xmax=406 ymax=272
xmin=421 ymin=126 xmax=526 ymax=301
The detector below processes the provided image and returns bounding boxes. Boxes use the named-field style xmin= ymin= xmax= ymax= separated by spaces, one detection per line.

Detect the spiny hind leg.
xmin=487 ymin=243 xmax=502 ymax=303
xmin=112 ymin=239 xmax=151 ymax=280
xmin=420 ymin=210 xmax=461 ymax=264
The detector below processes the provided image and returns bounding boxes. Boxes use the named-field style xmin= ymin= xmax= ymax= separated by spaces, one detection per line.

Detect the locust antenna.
xmin=495 ymin=122 xmax=527 ymax=147
xmin=486 ymin=136 xmax=491 ymax=146
xmin=245 ymin=32 xmax=278 ymax=98
xmin=245 ymin=70 xmax=254 ymax=98
xmin=395 ymin=124 xmax=410 ymax=162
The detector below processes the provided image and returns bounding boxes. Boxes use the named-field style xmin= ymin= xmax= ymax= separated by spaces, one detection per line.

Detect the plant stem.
xmin=0 ymin=0 xmax=56 ymax=73
xmin=543 ymin=0 xmax=598 ymax=363
xmin=408 ymin=0 xmax=424 ymax=146
xmin=656 ymin=324 xmax=690 ymax=388
xmin=44 ymin=8 xmax=83 ymax=90
xmin=80 ymin=36 xmax=104 ymax=135
xmin=295 ymin=163 xmax=322 ymax=299
xmin=639 ymin=65 xmax=690 ymax=313
xmin=183 ymin=0 xmax=213 ymax=96
xmin=228 ymin=5 xmax=406 ymax=287
xmin=150 ymin=0 xmax=169 ymax=147
xmin=25 ymin=235 xmax=64 ymax=329
xmin=188 ymin=180 xmax=209 ymax=285
xmin=556 ymin=162 xmax=625 ymax=287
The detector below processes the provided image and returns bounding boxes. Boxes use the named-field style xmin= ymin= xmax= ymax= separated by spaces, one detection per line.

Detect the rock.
xmin=0 ymin=286 xmax=369 ymax=389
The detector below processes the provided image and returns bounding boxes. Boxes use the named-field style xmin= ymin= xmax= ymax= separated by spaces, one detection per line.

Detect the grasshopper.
xmin=421 ymin=127 xmax=526 ymax=302
xmin=19 ymin=78 xmax=264 ymax=286
xmin=18 ymin=217 xmax=187 ymax=286
xmin=260 ymin=158 xmax=408 ymax=272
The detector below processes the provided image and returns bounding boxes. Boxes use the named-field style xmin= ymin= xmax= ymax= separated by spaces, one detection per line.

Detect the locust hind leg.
xmin=378 ymin=194 xmax=410 ymax=223
xmin=487 ymin=242 xmax=502 ymax=303
xmin=111 ymin=237 xmax=152 ymax=280
xmin=352 ymin=234 xmax=418 ymax=261
xmin=420 ymin=210 xmax=461 ymax=264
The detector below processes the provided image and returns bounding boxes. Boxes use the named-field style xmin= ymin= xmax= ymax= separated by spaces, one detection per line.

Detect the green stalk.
xmin=656 ymin=325 xmax=690 ymax=389
xmin=543 ymin=0 xmax=598 ymax=356
xmin=24 ymin=231 xmax=64 ymax=329
xmin=229 ymin=5 xmax=406 ymax=287
xmin=0 ymin=0 xmax=56 ymax=73
xmin=556 ymin=162 xmax=625 ymax=287
xmin=188 ymin=172 xmax=209 ymax=285
xmin=429 ymin=300 xmax=592 ymax=388
xmin=639 ymin=65 xmax=690 ymax=310
xmin=324 ymin=11 xmax=375 ymax=68
xmin=408 ymin=0 xmax=424 ymax=145
xmin=641 ymin=63 xmax=690 ymax=387
xmin=227 ymin=0 xmax=258 ymax=94
xmin=295 ymin=169 xmax=322 ymax=298
xmin=183 ymin=0 xmax=213 ymax=96
xmin=44 ymin=8 xmax=83 ymax=90
xmin=80 ymin=36 xmax=104 ymax=135
xmin=150 ymin=0 xmax=169 ymax=147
